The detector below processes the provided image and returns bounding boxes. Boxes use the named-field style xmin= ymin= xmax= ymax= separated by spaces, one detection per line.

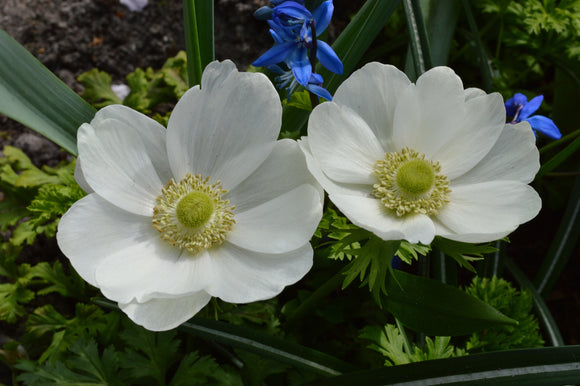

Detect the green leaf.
xmin=313 ymin=346 xmax=580 ymax=385
xmin=169 ymin=351 xmax=241 ymax=386
xmin=432 ymin=237 xmax=498 ymax=274
xmin=183 ymin=1 xmax=214 ymax=87
xmin=119 ymin=326 xmax=180 ymax=384
xmin=176 ymin=317 xmax=358 ymax=376
xmin=402 ymin=0 xmax=433 ymax=76
xmin=0 ymin=29 xmax=95 ymax=155
xmin=77 ymin=68 xmax=123 ymax=108
xmin=461 ymin=0 xmax=495 ymax=91
xmin=505 ymin=258 xmax=565 ymax=347
xmin=0 ymin=282 xmax=35 ymax=323
xmin=29 ymin=261 xmax=86 ymax=298
xmin=536 ymin=134 xmax=580 ymax=179
xmin=384 ymin=270 xmax=517 ymax=336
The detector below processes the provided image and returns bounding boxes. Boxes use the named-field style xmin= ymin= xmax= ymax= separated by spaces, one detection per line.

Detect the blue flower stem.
xmin=309 ymin=19 xmax=319 ymax=109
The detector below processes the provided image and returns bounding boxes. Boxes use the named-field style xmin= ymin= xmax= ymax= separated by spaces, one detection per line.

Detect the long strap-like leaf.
xmin=0 ymin=29 xmax=96 ymax=155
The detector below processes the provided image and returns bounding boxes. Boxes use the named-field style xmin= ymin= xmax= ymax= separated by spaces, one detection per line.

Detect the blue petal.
xmin=526 ymin=115 xmax=562 ymax=140
xmin=254 ymin=6 xmax=273 ymax=20
xmin=269 ymin=29 xmax=285 ymax=44
xmin=289 ymin=46 xmax=312 ymax=86
xmin=519 ymin=94 xmax=543 ymax=120
xmin=267 ymin=64 xmax=285 ymax=75
xmin=271 ymin=0 xmax=304 ymax=5
xmin=253 ymin=42 xmax=295 ymax=67
xmin=268 ymin=20 xmax=296 ymax=41
xmin=316 ymin=40 xmax=343 ymax=75
xmin=312 ymin=0 xmax=333 ymax=35
xmin=505 ymin=93 xmax=528 ymax=118
xmin=309 ymin=73 xmax=324 ymax=85
xmin=273 ymin=2 xmax=312 ymax=24
xmin=306 ymin=84 xmax=333 ymax=101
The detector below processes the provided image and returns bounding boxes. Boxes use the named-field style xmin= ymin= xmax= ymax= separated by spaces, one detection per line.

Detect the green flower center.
xmin=176 ymin=191 xmax=214 ymax=228
xmin=373 ymin=147 xmax=450 ymax=217
xmin=395 ymin=159 xmax=435 ymax=196
xmin=152 ymin=173 xmax=235 ymax=254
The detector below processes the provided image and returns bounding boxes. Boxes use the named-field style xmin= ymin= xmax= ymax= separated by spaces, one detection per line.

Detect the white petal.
xmin=119 ymin=292 xmax=211 ymax=331
xmin=167 ymin=60 xmax=280 ymax=190
xmin=89 ymin=105 xmax=172 ymax=183
xmin=57 ymin=194 xmax=153 ymax=287
xmin=393 ymin=67 xmax=466 ymax=158
xmin=73 ymin=157 xmax=93 ymax=193
xmin=78 ymin=108 xmax=169 ymax=216
xmin=452 ymin=122 xmax=539 ymax=185
xmin=433 ymin=92 xmax=506 ymax=179
xmin=333 ymin=62 xmax=411 ymax=151
xmin=308 ymin=102 xmax=385 ymax=184
xmin=227 ymin=139 xmax=322 ymax=212
xmin=464 ymin=87 xmax=486 ymax=102
xmin=434 ymin=181 xmax=541 ymax=242
xmin=95 ymin=242 xmax=216 ymax=304
xmin=329 ymin=194 xmax=436 ymax=244
xmin=206 ymin=243 xmax=313 ymax=303
xmin=227 ymin=185 xmax=322 ymax=254
xmin=299 ymin=137 xmax=371 ymax=198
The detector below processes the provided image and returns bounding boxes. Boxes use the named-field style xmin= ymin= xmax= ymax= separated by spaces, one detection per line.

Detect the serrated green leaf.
xmin=119 ymin=326 xmax=179 ymax=384
xmin=0 ymin=29 xmax=95 ymax=154
xmin=433 ymin=237 xmax=497 ymax=273
xmin=16 ymin=358 xmax=101 ymax=386
xmin=26 ymin=305 xmax=68 ymax=337
xmin=77 ymin=68 xmax=123 ymax=108
xmin=170 ymin=351 xmax=241 ymax=386
xmin=384 ymin=270 xmax=517 ymax=336
xmin=66 ymin=339 xmax=121 ymax=385
xmin=0 ymin=282 xmax=35 ymax=323
xmin=30 ymin=261 xmax=86 ymax=298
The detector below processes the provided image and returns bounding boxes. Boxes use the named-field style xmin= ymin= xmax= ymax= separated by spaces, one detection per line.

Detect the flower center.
xmin=152 ymin=173 xmax=235 ymax=254
xmin=176 ymin=191 xmax=214 ymax=229
xmin=373 ymin=147 xmax=450 ymax=217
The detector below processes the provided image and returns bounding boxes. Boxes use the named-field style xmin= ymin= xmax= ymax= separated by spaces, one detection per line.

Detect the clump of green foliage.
xmin=361 ymin=276 xmax=544 ymax=366
xmin=78 ymin=51 xmax=189 ymax=125
xmin=464 ymin=276 xmax=544 ymax=352
xmin=360 ymin=324 xmax=466 ymax=366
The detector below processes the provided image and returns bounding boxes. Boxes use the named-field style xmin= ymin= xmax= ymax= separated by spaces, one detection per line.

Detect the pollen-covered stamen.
xmin=373 ymin=147 xmax=450 ymax=217
xmin=152 ymin=173 xmax=235 ymax=254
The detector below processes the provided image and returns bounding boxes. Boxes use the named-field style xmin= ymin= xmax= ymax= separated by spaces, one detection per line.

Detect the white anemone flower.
xmin=301 ymin=63 xmax=541 ymax=245
xmin=57 ymin=60 xmax=323 ymax=331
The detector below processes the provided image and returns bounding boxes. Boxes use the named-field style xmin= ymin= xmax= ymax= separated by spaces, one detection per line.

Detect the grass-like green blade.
xmin=505 ymin=258 xmax=565 ymax=347
xmin=183 ymin=0 xmax=202 ymax=87
xmin=461 ymin=0 xmax=494 ymax=92
xmin=385 ymin=270 xmax=517 ymax=336
xmin=425 ymin=0 xmax=460 ymax=66
xmin=402 ymin=0 xmax=432 ymax=76
xmin=180 ymin=317 xmax=359 ymax=376
xmin=0 ymin=29 xmax=96 ymax=155
xmin=183 ymin=1 xmax=214 ymax=88
xmin=195 ymin=0 xmax=214 ymax=72
xmin=282 ymin=0 xmax=401 ymax=133
xmin=311 ymin=346 xmax=580 ymax=385
xmin=533 ymin=173 xmax=580 ymax=296
xmin=536 ymin=134 xmax=580 ymax=179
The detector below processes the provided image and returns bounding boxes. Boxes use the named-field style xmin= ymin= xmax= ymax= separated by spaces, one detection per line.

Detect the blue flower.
xmin=505 ymin=93 xmax=562 ymax=140
xmin=253 ymin=0 xmax=343 ymax=89
xmin=269 ymin=64 xmax=333 ymax=101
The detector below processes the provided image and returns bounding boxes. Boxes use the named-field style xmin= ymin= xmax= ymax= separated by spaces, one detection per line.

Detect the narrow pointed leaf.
xmin=0 ymin=29 xmax=96 ymax=155
xmin=402 ymin=0 xmax=432 ymax=76
xmin=312 ymin=346 xmax=580 ymax=385
xmin=384 ymin=270 xmax=517 ymax=336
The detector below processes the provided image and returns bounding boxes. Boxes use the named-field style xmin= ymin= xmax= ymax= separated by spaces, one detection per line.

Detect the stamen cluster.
xmin=373 ymin=147 xmax=450 ymax=217
xmin=152 ymin=173 xmax=235 ymax=254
